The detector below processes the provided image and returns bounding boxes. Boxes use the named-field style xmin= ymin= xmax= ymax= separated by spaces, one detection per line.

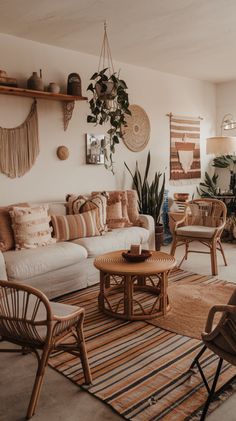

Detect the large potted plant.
xmin=87 ymin=67 xmax=130 ymax=173
xmin=125 ymin=151 xmax=165 ymax=250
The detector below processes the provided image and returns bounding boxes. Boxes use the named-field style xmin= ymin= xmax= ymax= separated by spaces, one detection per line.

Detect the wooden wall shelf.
xmin=0 ymin=85 xmax=88 ymax=130
xmin=0 ymin=85 xmax=87 ymax=101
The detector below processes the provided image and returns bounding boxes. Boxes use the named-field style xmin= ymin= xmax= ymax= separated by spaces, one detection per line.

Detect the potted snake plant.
xmin=125 ymin=151 xmax=165 ymax=250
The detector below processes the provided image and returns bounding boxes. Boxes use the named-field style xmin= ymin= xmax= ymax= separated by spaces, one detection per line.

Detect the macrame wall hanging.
xmin=0 ymin=100 xmax=39 ymax=178
xmin=168 ymin=113 xmax=203 ymax=184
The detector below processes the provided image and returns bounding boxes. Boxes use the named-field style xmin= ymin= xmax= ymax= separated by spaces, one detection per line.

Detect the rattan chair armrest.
xmin=205 ymin=304 xmax=236 ymax=333
xmin=175 ymin=214 xmax=187 ymax=229
xmin=214 ymin=221 xmax=226 ymax=233
xmin=52 ymin=307 xmax=84 ymax=322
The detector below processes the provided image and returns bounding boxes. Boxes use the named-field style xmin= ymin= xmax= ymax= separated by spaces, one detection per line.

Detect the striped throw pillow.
xmin=51 ymin=210 xmax=100 ymax=241
xmin=10 ymin=205 xmax=55 ymax=250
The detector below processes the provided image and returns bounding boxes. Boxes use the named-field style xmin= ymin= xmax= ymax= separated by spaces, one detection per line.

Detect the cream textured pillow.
xmin=10 ymin=205 xmax=55 ymax=250
xmin=51 ymin=210 xmax=100 ymax=241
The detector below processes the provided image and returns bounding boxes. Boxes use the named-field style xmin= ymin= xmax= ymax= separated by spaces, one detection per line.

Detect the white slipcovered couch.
xmin=0 ymin=202 xmax=155 ymax=299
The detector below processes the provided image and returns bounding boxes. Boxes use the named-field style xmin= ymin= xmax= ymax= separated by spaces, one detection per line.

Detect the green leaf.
xmin=119 ymin=80 xmax=128 ymax=89
xmin=113 ymin=135 xmax=119 ymax=144
xmin=87 ymin=83 xmax=95 ymax=92
xmin=99 ymin=68 xmax=108 ymax=75
xmin=87 ymin=115 xmax=97 ymax=123
xmin=91 ymin=72 xmax=98 ymax=80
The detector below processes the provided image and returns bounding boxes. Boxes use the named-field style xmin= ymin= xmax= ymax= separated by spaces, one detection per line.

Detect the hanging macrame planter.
xmin=87 ymin=22 xmax=130 ymax=174
xmin=0 ymin=100 xmax=39 ymax=178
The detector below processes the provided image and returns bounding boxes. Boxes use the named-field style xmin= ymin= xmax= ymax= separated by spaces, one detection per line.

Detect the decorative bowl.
xmin=173 ymin=193 xmax=190 ymax=202
xmin=122 ymin=250 xmax=152 ymax=263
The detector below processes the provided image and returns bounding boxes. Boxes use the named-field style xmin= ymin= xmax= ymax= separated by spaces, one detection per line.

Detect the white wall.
xmin=215 ymin=81 xmax=236 ymax=191
xmin=0 ymin=33 xmax=216 ymax=206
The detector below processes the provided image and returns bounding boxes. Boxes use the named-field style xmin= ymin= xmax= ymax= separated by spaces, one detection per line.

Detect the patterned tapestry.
xmin=169 ymin=113 xmax=201 ymax=183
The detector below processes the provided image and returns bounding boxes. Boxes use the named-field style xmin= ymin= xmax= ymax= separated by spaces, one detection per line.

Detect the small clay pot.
xmin=48 ymin=82 xmax=60 ymax=94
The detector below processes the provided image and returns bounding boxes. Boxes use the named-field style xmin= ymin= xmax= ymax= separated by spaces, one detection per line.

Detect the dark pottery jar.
xmin=67 ymin=73 xmax=82 ymax=96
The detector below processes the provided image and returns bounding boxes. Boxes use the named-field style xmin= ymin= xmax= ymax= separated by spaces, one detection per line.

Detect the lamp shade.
xmin=206 ymin=136 xmax=236 ymax=154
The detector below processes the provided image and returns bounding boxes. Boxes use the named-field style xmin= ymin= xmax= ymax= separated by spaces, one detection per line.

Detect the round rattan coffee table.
xmin=94 ymin=250 xmax=176 ymax=321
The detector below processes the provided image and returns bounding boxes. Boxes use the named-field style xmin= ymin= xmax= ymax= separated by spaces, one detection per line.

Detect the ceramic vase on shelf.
xmin=27 ymin=69 xmax=44 ymax=91
xmin=47 ymin=82 xmax=60 ymax=94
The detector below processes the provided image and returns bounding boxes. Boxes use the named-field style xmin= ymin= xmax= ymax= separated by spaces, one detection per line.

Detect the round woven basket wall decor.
xmin=57 ymin=145 xmax=69 ymax=160
xmin=122 ymin=104 xmax=150 ymax=152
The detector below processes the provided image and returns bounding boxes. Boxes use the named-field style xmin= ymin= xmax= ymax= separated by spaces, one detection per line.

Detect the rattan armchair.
xmin=170 ymin=198 xmax=227 ymax=275
xmin=190 ymin=288 xmax=236 ymax=420
xmin=0 ymin=280 xmax=92 ymax=419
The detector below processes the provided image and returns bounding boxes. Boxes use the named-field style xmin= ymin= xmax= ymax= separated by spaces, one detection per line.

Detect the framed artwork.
xmin=85 ymin=134 xmax=105 ymax=165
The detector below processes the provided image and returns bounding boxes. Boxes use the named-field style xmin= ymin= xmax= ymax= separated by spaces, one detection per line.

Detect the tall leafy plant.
xmin=125 ymin=152 xmax=165 ymax=225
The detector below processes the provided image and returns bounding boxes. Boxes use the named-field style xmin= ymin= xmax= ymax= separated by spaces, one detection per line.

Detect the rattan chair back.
xmin=0 ymin=280 xmax=53 ymax=347
xmin=185 ymin=198 xmax=227 ymax=228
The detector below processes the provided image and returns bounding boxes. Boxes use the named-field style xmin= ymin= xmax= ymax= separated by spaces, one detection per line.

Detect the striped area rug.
xmin=49 ymin=270 xmax=236 ymax=420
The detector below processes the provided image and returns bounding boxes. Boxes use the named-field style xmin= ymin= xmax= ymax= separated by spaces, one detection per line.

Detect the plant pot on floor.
xmin=155 ymin=224 xmax=164 ymax=251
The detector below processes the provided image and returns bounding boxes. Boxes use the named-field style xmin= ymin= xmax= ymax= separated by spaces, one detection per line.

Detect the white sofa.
xmin=0 ymin=202 xmax=155 ymax=299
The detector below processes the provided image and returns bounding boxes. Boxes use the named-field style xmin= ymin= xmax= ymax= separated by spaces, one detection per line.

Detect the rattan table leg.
xmin=160 ymin=272 xmax=168 ymax=315
xmin=124 ymin=276 xmax=133 ymax=317
xmin=98 ymin=271 xmax=106 ymax=312
xmin=137 ymin=276 xmax=146 ymax=286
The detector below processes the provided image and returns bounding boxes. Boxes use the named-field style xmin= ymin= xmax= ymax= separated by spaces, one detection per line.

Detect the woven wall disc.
xmin=57 ymin=145 xmax=69 ymax=160
xmin=122 ymin=104 xmax=150 ymax=152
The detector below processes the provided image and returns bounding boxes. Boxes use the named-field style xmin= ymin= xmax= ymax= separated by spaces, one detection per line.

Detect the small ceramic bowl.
xmin=122 ymin=250 xmax=152 ymax=263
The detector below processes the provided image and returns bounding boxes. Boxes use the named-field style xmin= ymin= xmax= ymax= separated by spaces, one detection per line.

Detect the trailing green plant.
xmin=124 ymin=151 xmax=165 ymax=225
xmin=87 ymin=68 xmax=131 ymax=174
xmin=197 ymin=171 xmax=219 ymax=197
xmin=212 ymin=155 xmax=236 ymax=168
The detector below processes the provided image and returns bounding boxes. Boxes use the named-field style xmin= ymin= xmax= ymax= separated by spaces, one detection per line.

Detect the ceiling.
xmin=1 ymin=0 xmax=236 ymax=83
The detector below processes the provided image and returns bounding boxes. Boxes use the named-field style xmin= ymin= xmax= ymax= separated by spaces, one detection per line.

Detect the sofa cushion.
xmin=126 ymin=190 xmax=140 ymax=224
xmin=66 ymin=193 xmax=108 ymax=233
xmin=108 ymin=191 xmax=131 ymax=224
xmin=72 ymin=226 xmax=150 ymax=258
xmin=92 ymin=190 xmax=138 ymax=226
xmin=0 ymin=203 xmax=29 ymax=252
xmin=106 ymin=199 xmax=126 ymax=229
xmin=10 ymin=205 xmax=55 ymax=250
xmin=0 ymin=207 xmax=15 ymax=252
xmin=51 ymin=210 xmax=100 ymax=241
xmin=4 ymin=242 xmax=87 ymax=281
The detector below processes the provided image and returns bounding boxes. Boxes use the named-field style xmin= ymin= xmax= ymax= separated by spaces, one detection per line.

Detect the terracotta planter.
xmin=155 ymin=224 xmax=164 ymax=251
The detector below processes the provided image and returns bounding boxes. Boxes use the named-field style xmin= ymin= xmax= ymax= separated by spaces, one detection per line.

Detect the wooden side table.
xmin=94 ymin=250 xmax=176 ymax=321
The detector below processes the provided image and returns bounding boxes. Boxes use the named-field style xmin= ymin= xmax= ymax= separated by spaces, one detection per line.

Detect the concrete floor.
xmin=0 ymin=242 xmax=236 ymax=421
